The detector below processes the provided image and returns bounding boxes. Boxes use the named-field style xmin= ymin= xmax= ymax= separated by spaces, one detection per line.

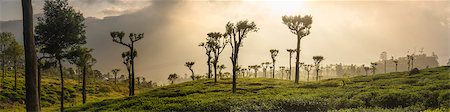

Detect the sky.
xmin=0 ymin=0 xmax=449 ymax=84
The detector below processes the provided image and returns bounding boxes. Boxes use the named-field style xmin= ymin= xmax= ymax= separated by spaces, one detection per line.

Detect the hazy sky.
xmin=1 ymin=0 xmax=449 ymax=84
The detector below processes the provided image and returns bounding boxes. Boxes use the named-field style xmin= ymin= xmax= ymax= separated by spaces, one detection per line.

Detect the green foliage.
xmin=67 ymin=66 xmax=450 ymax=111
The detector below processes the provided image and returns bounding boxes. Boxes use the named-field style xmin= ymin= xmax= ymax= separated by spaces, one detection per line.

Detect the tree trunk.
xmin=272 ymin=62 xmax=275 ymax=78
xmin=82 ymin=64 xmax=86 ymax=104
xmin=37 ymin=63 xmax=41 ymax=110
xmin=207 ymin=57 xmax=211 ymax=79
xmin=58 ymin=59 xmax=64 ymax=112
xmin=213 ymin=59 xmax=218 ymax=83
xmin=307 ymin=71 xmax=309 ymax=81
xmin=130 ymin=45 xmax=135 ymax=96
xmin=395 ymin=64 xmax=398 ymax=72
xmin=316 ymin=69 xmax=319 ymax=81
xmin=114 ymin=73 xmax=117 ymax=84
xmin=127 ymin=68 xmax=131 ymax=96
xmin=294 ymin=37 xmax=301 ymax=84
xmin=22 ymin=0 xmax=40 ymax=110
xmin=289 ymin=54 xmax=292 ymax=80
xmin=190 ymin=69 xmax=194 ymax=80
xmin=231 ymin=48 xmax=239 ymax=94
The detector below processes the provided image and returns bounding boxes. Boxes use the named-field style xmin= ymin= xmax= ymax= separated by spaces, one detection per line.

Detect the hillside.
xmin=68 ymin=66 xmax=450 ymax=111
xmin=0 ymin=70 xmax=151 ymax=111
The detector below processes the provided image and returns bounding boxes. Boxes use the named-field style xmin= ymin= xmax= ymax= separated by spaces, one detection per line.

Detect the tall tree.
xmin=286 ymin=49 xmax=296 ymax=80
xmin=185 ymin=62 xmax=195 ymax=80
xmin=313 ymin=56 xmax=324 ymax=81
xmin=168 ymin=73 xmax=178 ymax=84
xmin=66 ymin=46 xmax=94 ymax=104
xmin=22 ymin=0 xmax=40 ymax=111
xmin=5 ymin=39 xmax=24 ymax=91
xmin=0 ymin=32 xmax=14 ymax=86
xmin=370 ymin=62 xmax=377 ymax=75
xmin=111 ymin=69 xmax=120 ymax=84
xmin=199 ymin=40 xmax=213 ymax=79
xmin=282 ymin=15 xmax=313 ymax=84
xmin=261 ymin=62 xmax=271 ymax=78
xmin=35 ymin=0 xmax=86 ymax=111
xmin=304 ymin=64 xmax=312 ymax=81
xmin=209 ymin=32 xmax=228 ymax=83
xmin=121 ymin=50 xmax=137 ymax=96
xmin=270 ymin=49 xmax=279 ymax=78
xmin=110 ymin=32 xmax=144 ymax=96
xmin=225 ymin=20 xmax=258 ymax=93
xmin=393 ymin=60 xmax=399 ymax=72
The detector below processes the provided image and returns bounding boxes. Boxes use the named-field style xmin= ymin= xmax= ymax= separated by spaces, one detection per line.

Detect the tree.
xmin=168 ymin=73 xmax=178 ymax=84
xmin=66 ymin=46 xmax=94 ymax=104
xmin=407 ymin=55 xmax=415 ymax=70
xmin=393 ymin=60 xmax=399 ymax=72
xmin=270 ymin=49 xmax=279 ymax=78
xmin=199 ymin=40 xmax=213 ymax=79
xmin=248 ymin=65 xmax=261 ymax=78
xmin=370 ymin=62 xmax=377 ymax=75
xmin=111 ymin=69 xmax=120 ymax=84
xmin=313 ymin=56 xmax=324 ymax=81
xmin=261 ymin=62 xmax=271 ymax=78
xmin=0 ymin=32 xmax=14 ymax=86
xmin=121 ymin=50 xmax=137 ymax=96
xmin=279 ymin=66 xmax=286 ymax=79
xmin=4 ymin=38 xmax=24 ymax=91
xmin=282 ymin=15 xmax=313 ymax=84
xmin=35 ymin=0 xmax=86 ymax=111
xmin=304 ymin=64 xmax=312 ymax=81
xmin=209 ymin=32 xmax=228 ymax=83
xmin=22 ymin=0 xmax=40 ymax=110
xmin=185 ymin=62 xmax=195 ymax=80
xmin=110 ymin=31 xmax=144 ymax=96
xmin=380 ymin=51 xmax=387 ymax=73
xmin=224 ymin=20 xmax=258 ymax=93
xmin=286 ymin=49 xmax=296 ymax=80
xmin=217 ymin=64 xmax=226 ymax=79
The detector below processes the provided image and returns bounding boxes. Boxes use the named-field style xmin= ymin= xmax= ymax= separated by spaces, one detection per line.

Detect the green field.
xmin=66 ymin=66 xmax=450 ymax=111
xmin=0 ymin=70 xmax=150 ymax=111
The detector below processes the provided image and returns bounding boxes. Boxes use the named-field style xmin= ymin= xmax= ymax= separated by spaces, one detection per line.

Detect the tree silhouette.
xmin=286 ymin=49 xmax=296 ymax=80
xmin=168 ymin=73 xmax=178 ymax=84
xmin=261 ymin=62 xmax=271 ymax=78
xmin=4 ymin=38 xmax=24 ymax=91
xmin=393 ymin=60 xmax=399 ymax=72
xmin=279 ymin=66 xmax=286 ymax=79
xmin=370 ymin=62 xmax=377 ymax=75
xmin=303 ymin=64 xmax=312 ymax=81
xmin=199 ymin=41 xmax=213 ymax=79
xmin=185 ymin=62 xmax=195 ymax=80
xmin=224 ymin=20 xmax=258 ymax=93
xmin=122 ymin=50 xmax=136 ymax=96
xmin=270 ymin=49 xmax=279 ymax=78
xmin=0 ymin=32 xmax=14 ymax=86
xmin=66 ymin=46 xmax=95 ymax=104
xmin=209 ymin=32 xmax=228 ymax=83
xmin=35 ymin=0 xmax=86 ymax=110
xmin=218 ymin=64 xmax=226 ymax=79
xmin=22 ymin=0 xmax=40 ymax=110
xmin=282 ymin=15 xmax=313 ymax=84
xmin=112 ymin=69 xmax=120 ymax=84
xmin=110 ymin=32 xmax=143 ymax=96
xmin=248 ymin=65 xmax=261 ymax=78
xmin=313 ymin=56 xmax=324 ymax=81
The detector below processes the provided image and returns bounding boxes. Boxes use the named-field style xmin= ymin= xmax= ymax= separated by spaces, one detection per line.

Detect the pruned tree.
xmin=110 ymin=31 xmax=144 ymax=96
xmin=168 ymin=73 xmax=178 ymax=84
xmin=286 ymin=49 xmax=296 ymax=80
xmin=208 ymin=32 xmax=228 ymax=83
xmin=270 ymin=49 xmax=279 ymax=78
xmin=313 ymin=56 xmax=324 ymax=81
xmin=224 ymin=20 xmax=258 ymax=93
xmin=121 ymin=50 xmax=136 ymax=96
xmin=393 ymin=60 xmax=399 ymax=72
xmin=66 ymin=46 xmax=95 ymax=104
xmin=282 ymin=15 xmax=313 ymax=84
xmin=199 ymin=40 xmax=213 ymax=79
xmin=370 ymin=62 xmax=377 ymax=75
xmin=35 ymin=0 xmax=87 ymax=110
xmin=261 ymin=62 xmax=271 ymax=78
xmin=111 ymin=69 xmax=120 ymax=84
xmin=185 ymin=62 xmax=195 ymax=80
xmin=303 ymin=64 xmax=312 ymax=81
xmin=248 ymin=65 xmax=261 ymax=78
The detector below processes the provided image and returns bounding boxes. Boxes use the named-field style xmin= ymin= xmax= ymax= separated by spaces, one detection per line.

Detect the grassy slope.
xmin=0 ymin=70 xmax=148 ymax=111
xmin=68 ymin=66 xmax=450 ymax=111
